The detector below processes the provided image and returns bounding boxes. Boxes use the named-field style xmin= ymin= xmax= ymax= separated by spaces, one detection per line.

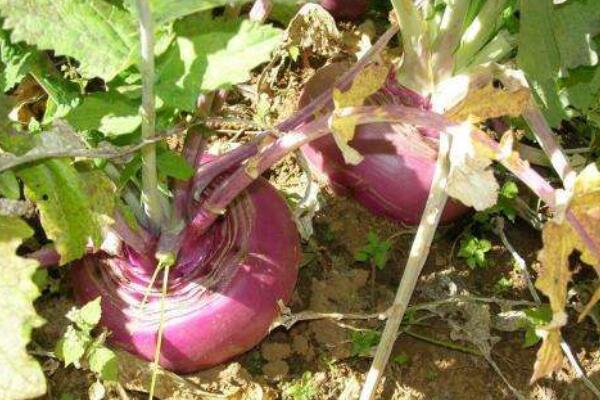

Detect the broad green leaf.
xmin=0 ymin=29 xmax=40 ymax=91
xmin=0 ymin=216 xmax=46 ymax=399
xmin=518 ymin=0 xmax=600 ymax=125
xmin=0 ymin=170 xmax=19 ymax=199
xmin=156 ymin=14 xmax=282 ymax=111
xmin=0 ymin=0 xmax=138 ymax=81
xmin=18 ymin=159 xmax=104 ymax=263
xmin=149 ymin=0 xmax=242 ymax=25
xmin=157 ymin=149 xmax=194 ymax=180
xmin=0 ymin=127 xmax=116 ymax=264
xmin=88 ymin=347 xmax=118 ymax=381
xmin=55 ymin=326 xmax=88 ymax=368
xmin=66 ymin=92 xmax=141 ymax=136
xmin=66 ymin=297 xmax=102 ymax=332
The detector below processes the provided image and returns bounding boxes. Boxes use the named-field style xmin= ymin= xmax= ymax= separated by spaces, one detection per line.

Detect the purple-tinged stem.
xmin=189 ymin=134 xmax=271 ymax=207
xmin=249 ymin=0 xmax=272 ymax=22
xmin=175 ymin=116 xmax=330 ymax=264
xmin=345 ymin=104 xmax=600 ymax=262
xmin=277 ymin=24 xmax=399 ymax=132
xmin=523 ymin=103 xmax=576 ymax=189
xmin=26 ymin=245 xmax=61 ymax=267
xmin=173 ymin=130 xmax=206 ymax=222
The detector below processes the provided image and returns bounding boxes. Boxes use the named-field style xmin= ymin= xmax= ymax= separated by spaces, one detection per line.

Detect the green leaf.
xmin=149 ymin=0 xmax=241 ymax=25
xmin=66 ymin=91 xmax=141 ymax=136
xmin=0 ymin=0 xmax=138 ymax=81
xmin=523 ymin=326 xmax=541 ymax=348
xmin=88 ymin=347 xmax=118 ymax=381
xmin=351 ymin=330 xmax=381 ymax=357
xmin=16 ymin=159 xmax=105 ymax=264
xmin=392 ymin=354 xmax=410 ymax=365
xmin=156 ymin=14 xmax=282 ymax=111
xmin=67 ymin=297 xmax=102 ymax=332
xmin=518 ymin=0 xmax=600 ymax=125
xmin=0 ymin=29 xmax=39 ymax=91
xmin=0 ymin=216 xmax=46 ymax=399
xmin=55 ymin=325 xmax=89 ymax=368
xmin=0 ymin=170 xmax=19 ymax=199
xmin=157 ymin=149 xmax=195 ymax=180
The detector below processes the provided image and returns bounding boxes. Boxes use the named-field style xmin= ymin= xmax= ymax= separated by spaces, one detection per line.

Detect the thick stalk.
xmin=453 ymin=0 xmax=508 ymax=71
xmin=391 ymin=0 xmax=433 ymax=95
xmin=523 ymin=103 xmax=576 ymax=189
xmin=359 ymin=133 xmax=451 ymax=400
xmin=431 ymin=0 xmax=470 ymax=82
xmin=135 ymin=0 xmax=163 ymax=230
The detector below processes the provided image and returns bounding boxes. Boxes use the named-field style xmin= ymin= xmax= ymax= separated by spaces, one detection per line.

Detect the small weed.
xmin=458 ymin=234 xmax=492 ymax=269
xmin=355 ymin=230 xmax=391 ymax=270
xmin=284 ymin=371 xmax=317 ymax=400
xmin=494 ymin=276 xmax=513 ymax=294
xmin=392 ymin=354 xmax=410 ymax=365
xmin=474 ymin=181 xmax=519 ymax=225
xmin=351 ymin=329 xmax=381 ymax=357
xmin=522 ymin=305 xmax=552 ymax=348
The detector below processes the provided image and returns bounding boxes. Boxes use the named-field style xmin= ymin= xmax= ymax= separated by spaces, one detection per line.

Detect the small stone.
xmin=262 ymin=360 xmax=289 ymax=380
xmin=261 ymin=342 xmax=292 ymax=361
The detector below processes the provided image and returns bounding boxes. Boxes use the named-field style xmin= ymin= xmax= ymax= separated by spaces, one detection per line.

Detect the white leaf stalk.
xmin=359 ymin=132 xmax=451 ymax=400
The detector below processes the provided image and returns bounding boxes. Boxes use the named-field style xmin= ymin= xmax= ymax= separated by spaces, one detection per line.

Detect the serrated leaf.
xmin=67 ymin=297 xmax=102 ymax=332
xmin=533 ymin=163 xmax=600 ymax=381
xmin=155 ymin=14 xmax=282 ymax=111
xmin=0 ymin=0 xmax=137 ymax=81
xmin=88 ymin=347 xmax=118 ymax=381
xmin=157 ymin=149 xmax=194 ymax=180
xmin=0 ymin=216 xmax=46 ymax=399
xmin=0 ymin=29 xmax=39 ymax=91
xmin=330 ymin=63 xmax=389 ymax=165
xmin=66 ymin=91 xmax=141 ymax=136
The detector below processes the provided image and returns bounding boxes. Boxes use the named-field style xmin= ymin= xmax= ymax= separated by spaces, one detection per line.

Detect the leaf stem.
xmin=359 ymin=132 xmax=451 ymax=400
xmin=135 ymin=0 xmax=163 ymax=231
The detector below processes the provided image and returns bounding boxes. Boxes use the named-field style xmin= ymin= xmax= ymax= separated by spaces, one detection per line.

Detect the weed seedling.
xmin=458 ymin=234 xmax=492 ymax=269
xmin=355 ymin=230 xmax=391 ymax=299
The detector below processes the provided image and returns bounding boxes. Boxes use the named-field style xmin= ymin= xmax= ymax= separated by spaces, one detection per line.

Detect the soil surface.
xmin=34 ymin=189 xmax=600 ymax=400
xmin=29 ymin=7 xmax=600 ymax=400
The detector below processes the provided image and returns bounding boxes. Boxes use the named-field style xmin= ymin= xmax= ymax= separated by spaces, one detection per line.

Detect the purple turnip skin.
xmin=320 ymin=0 xmax=370 ymax=20
xmin=299 ymin=63 xmax=468 ymax=224
xmin=71 ymin=177 xmax=300 ymax=373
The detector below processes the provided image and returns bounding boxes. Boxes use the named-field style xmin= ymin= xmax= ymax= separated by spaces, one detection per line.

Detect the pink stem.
xmin=26 ymin=245 xmax=61 ymax=267
xmin=523 ymin=104 xmax=576 ymax=189
xmin=347 ymin=104 xmax=600 ymax=261
xmin=249 ymin=0 xmax=273 ymax=22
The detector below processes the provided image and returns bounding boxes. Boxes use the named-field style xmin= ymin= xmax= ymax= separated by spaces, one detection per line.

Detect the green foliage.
xmin=350 ymin=329 xmax=381 ymax=357
xmin=284 ymin=371 xmax=317 ymax=400
xmin=155 ymin=14 xmax=282 ymax=111
xmin=392 ymin=354 xmax=410 ymax=365
xmin=518 ymin=0 xmax=600 ymax=126
xmin=65 ymin=91 xmax=141 ymax=137
xmin=55 ymin=298 xmax=118 ymax=382
xmin=355 ymin=231 xmax=392 ymax=270
xmin=157 ymin=148 xmax=195 ymax=180
xmin=458 ymin=234 xmax=492 ymax=269
xmin=0 ymin=216 xmax=46 ymax=400
xmin=0 ymin=170 xmax=19 ymax=199
xmin=522 ymin=305 xmax=552 ymax=348
xmin=474 ymin=180 xmax=519 ymax=224
xmin=0 ymin=0 xmax=138 ymax=81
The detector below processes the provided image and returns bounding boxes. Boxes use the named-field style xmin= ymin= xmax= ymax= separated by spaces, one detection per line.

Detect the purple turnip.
xmin=299 ymin=63 xmax=468 ymax=224
xmin=71 ymin=162 xmax=299 ymax=373
xmin=320 ymin=0 xmax=370 ymax=20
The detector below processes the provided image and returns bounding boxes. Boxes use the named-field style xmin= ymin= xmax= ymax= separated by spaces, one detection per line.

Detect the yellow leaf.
xmin=533 ymin=163 xmax=600 ymax=381
xmin=329 ymin=63 xmax=389 ymax=165
xmin=446 ymin=83 xmax=531 ymax=123
xmin=530 ymin=329 xmax=563 ymax=383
